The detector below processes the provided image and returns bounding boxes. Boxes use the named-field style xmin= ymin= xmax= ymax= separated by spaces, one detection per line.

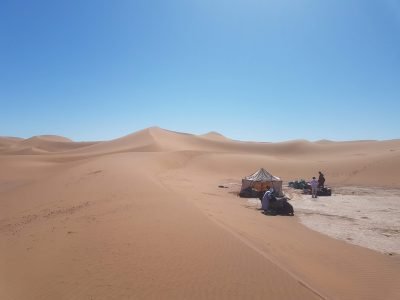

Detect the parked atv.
xmin=303 ymin=186 xmax=332 ymax=196
xmin=259 ymin=192 xmax=294 ymax=216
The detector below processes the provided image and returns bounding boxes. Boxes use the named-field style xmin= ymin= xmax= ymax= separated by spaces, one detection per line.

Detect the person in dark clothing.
xmin=318 ymin=171 xmax=325 ymax=188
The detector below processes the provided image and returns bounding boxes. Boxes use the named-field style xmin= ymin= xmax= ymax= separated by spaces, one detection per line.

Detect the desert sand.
xmin=1 ymin=127 xmax=400 ymax=299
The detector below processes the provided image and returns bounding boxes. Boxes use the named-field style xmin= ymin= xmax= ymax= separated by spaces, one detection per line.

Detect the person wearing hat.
xmin=310 ymin=176 xmax=319 ymax=198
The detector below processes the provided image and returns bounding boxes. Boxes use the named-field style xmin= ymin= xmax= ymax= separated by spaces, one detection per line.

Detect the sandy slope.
xmin=1 ymin=127 xmax=400 ymax=299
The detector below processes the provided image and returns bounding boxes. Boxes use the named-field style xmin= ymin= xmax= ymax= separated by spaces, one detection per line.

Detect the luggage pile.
xmin=288 ymin=179 xmax=308 ymax=189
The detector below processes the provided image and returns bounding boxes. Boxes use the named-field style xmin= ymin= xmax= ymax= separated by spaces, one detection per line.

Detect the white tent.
xmin=240 ymin=168 xmax=283 ymax=196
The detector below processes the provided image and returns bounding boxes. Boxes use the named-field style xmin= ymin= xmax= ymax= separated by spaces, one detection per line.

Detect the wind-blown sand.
xmin=1 ymin=127 xmax=399 ymax=299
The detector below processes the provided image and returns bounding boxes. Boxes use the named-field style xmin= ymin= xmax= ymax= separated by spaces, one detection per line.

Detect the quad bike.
xmin=259 ymin=193 xmax=294 ymax=216
xmin=303 ymin=185 xmax=332 ymax=196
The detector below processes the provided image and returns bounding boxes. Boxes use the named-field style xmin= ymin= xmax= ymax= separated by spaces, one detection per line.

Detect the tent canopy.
xmin=245 ymin=168 xmax=281 ymax=182
xmin=240 ymin=168 xmax=283 ymax=196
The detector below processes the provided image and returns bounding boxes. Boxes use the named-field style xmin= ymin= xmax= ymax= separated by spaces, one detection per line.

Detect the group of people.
xmin=310 ymin=171 xmax=325 ymax=198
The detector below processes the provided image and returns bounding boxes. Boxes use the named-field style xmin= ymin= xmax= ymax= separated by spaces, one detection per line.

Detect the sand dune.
xmin=201 ymin=131 xmax=229 ymax=141
xmin=1 ymin=127 xmax=399 ymax=299
xmin=28 ymin=135 xmax=73 ymax=143
xmin=0 ymin=137 xmax=23 ymax=150
xmin=0 ymin=135 xmax=98 ymax=155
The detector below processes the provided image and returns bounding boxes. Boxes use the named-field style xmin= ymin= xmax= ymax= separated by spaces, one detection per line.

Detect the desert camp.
xmin=2 ymin=1 xmax=400 ymax=299
xmin=1 ymin=128 xmax=400 ymax=299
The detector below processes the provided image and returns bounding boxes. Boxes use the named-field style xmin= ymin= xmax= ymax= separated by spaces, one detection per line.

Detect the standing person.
xmin=310 ymin=176 xmax=318 ymax=198
xmin=318 ymin=171 xmax=325 ymax=188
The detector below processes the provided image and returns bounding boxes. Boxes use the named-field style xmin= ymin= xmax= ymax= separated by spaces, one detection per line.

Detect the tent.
xmin=240 ymin=168 xmax=283 ymax=196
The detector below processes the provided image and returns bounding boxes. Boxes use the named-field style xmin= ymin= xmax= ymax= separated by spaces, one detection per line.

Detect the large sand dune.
xmin=1 ymin=128 xmax=399 ymax=299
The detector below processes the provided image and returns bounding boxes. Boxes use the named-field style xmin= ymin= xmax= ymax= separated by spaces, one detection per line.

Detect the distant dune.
xmin=0 ymin=137 xmax=23 ymax=150
xmin=0 ymin=135 xmax=98 ymax=155
xmin=1 ymin=127 xmax=399 ymax=299
xmin=201 ymin=131 xmax=229 ymax=141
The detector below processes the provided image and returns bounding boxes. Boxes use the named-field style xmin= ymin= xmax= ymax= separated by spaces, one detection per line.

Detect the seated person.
xmin=261 ymin=188 xmax=274 ymax=211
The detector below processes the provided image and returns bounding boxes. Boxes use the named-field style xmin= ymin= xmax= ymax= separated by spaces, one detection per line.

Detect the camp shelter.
xmin=240 ymin=168 xmax=283 ymax=196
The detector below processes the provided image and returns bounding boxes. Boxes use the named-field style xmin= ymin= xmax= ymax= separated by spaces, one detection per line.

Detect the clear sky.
xmin=1 ymin=0 xmax=399 ymax=142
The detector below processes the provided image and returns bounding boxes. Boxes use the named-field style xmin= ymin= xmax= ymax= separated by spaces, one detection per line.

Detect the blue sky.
xmin=1 ymin=0 xmax=399 ymax=142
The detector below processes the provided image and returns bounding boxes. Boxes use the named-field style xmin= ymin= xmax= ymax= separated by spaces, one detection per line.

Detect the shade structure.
xmin=240 ymin=168 xmax=283 ymax=196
